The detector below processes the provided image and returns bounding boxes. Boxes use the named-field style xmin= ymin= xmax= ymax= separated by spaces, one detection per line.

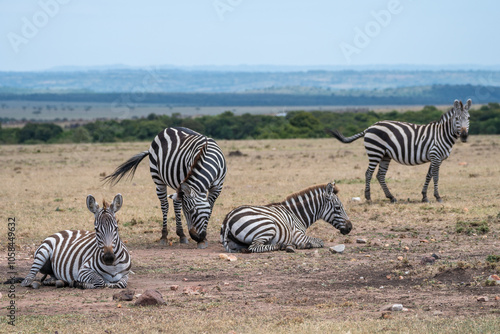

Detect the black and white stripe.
xmin=104 ymin=127 xmax=227 ymax=248
xmin=327 ymin=99 xmax=471 ymax=202
xmin=22 ymin=194 xmax=131 ymax=289
xmin=220 ymin=183 xmax=352 ymax=253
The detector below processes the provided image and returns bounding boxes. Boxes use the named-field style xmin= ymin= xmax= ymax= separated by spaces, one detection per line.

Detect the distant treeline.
xmin=1 ymin=84 xmax=500 ymax=106
xmin=1 ymin=103 xmax=500 ymax=144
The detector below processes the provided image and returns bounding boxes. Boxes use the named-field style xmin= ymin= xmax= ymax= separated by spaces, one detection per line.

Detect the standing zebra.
xmin=327 ymin=99 xmax=471 ymax=203
xmin=103 ymin=127 xmax=227 ymax=248
xmin=22 ymin=194 xmax=131 ymax=289
xmin=220 ymin=183 xmax=352 ymax=253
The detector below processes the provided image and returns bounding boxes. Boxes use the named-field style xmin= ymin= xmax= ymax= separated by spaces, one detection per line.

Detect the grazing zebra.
xmin=103 ymin=127 xmax=227 ymax=249
xmin=327 ymin=99 xmax=471 ymax=203
xmin=21 ymin=194 xmax=131 ymax=289
xmin=220 ymin=183 xmax=352 ymax=253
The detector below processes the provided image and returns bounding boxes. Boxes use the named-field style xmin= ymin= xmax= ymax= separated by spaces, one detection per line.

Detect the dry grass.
xmin=1 ymin=136 xmax=499 ymax=332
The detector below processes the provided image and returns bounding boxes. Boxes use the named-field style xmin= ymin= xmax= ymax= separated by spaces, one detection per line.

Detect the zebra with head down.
xmin=221 ymin=182 xmax=352 ymax=253
xmin=103 ymin=127 xmax=227 ymax=249
xmin=22 ymin=194 xmax=131 ymax=289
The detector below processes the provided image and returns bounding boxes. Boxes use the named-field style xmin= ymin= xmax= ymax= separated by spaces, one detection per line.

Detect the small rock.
xmin=391 ymin=304 xmax=404 ymax=311
xmin=486 ymin=275 xmax=500 ymax=285
xmin=329 ymin=244 xmax=345 ymax=254
xmin=219 ymin=253 xmax=230 ymax=260
xmin=381 ymin=311 xmax=392 ymax=319
xmin=134 ymin=290 xmax=166 ymax=306
xmin=113 ymin=289 xmax=135 ymax=301
xmin=170 ymin=285 xmax=179 ymax=291
xmin=351 ymin=197 xmax=361 ymax=202
xmin=420 ymin=239 xmax=429 ymax=243
xmin=403 ymin=246 xmax=409 ymax=251
xmin=433 ymin=311 xmax=443 ymax=316
xmin=458 ymin=162 xmax=468 ymax=166
xmin=477 ymin=296 xmax=489 ymax=302
xmin=356 ymin=238 xmax=367 ymax=244
xmin=397 ymin=256 xmax=403 ymax=261
xmin=421 ymin=256 xmax=436 ymax=265
xmin=182 ymin=278 xmax=188 ymax=281
xmin=227 ymin=255 xmax=238 ymax=261
xmin=117 ymin=303 xmax=122 ymax=308
xmin=431 ymin=253 xmax=440 ymax=260
xmin=183 ymin=286 xmax=207 ymax=295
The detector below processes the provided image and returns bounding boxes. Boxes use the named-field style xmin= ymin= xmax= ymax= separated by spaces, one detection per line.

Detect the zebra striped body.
xmin=104 ymin=127 xmax=227 ymax=248
xmin=220 ymin=183 xmax=352 ymax=253
xmin=328 ymin=99 xmax=471 ymax=202
xmin=22 ymin=194 xmax=131 ymax=289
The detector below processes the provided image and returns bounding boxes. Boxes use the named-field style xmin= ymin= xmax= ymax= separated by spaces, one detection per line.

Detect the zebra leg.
xmin=248 ymin=240 xmax=281 ymax=253
xmin=364 ymin=162 xmax=378 ymax=201
xmin=156 ymin=185 xmax=170 ymax=245
xmin=431 ymin=160 xmax=443 ymax=202
xmin=172 ymin=197 xmax=188 ymax=244
xmin=421 ymin=164 xmax=433 ymax=202
xmin=75 ymin=268 xmax=106 ymax=289
xmin=376 ymin=156 xmax=396 ymax=203
xmin=105 ymin=274 xmax=129 ymax=289
xmin=296 ymin=236 xmax=324 ymax=249
xmin=21 ymin=244 xmax=52 ymax=287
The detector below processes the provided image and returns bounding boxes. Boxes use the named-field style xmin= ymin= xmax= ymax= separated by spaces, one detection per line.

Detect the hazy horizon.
xmin=1 ymin=0 xmax=500 ymax=72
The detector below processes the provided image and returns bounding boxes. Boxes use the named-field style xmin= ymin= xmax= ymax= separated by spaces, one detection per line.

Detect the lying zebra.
xmin=22 ymin=194 xmax=131 ymax=289
xmin=220 ymin=183 xmax=352 ymax=253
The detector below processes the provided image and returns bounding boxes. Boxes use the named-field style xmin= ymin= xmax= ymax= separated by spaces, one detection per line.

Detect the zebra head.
xmin=320 ymin=182 xmax=352 ymax=235
xmin=87 ymin=194 xmax=122 ymax=266
xmin=453 ymin=99 xmax=471 ymax=142
xmin=170 ymin=182 xmax=210 ymax=243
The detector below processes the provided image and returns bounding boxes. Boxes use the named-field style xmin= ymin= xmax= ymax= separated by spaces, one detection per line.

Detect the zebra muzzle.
xmin=102 ymin=246 xmax=115 ymax=265
xmin=460 ymin=128 xmax=468 ymax=142
xmin=189 ymin=228 xmax=206 ymax=243
xmin=340 ymin=221 xmax=352 ymax=235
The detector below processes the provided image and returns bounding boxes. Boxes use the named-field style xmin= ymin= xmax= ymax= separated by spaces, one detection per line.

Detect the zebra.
xmin=220 ymin=182 xmax=352 ymax=253
xmin=21 ymin=194 xmax=131 ymax=289
xmin=103 ymin=127 xmax=227 ymax=249
xmin=327 ymin=99 xmax=471 ymax=203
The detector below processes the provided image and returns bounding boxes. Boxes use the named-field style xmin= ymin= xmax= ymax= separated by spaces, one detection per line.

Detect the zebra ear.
xmin=325 ymin=183 xmax=335 ymax=199
xmin=453 ymin=100 xmax=461 ymax=111
xmin=180 ymin=183 xmax=193 ymax=198
xmin=465 ymin=99 xmax=472 ymax=111
xmin=111 ymin=193 xmax=123 ymax=213
xmin=86 ymin=195 xmax=99 ymax=214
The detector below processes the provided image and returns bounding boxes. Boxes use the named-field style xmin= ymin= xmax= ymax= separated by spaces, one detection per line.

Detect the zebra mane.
xmin=438 ymin=105 xmax=459 ymax=124
xmin=178 ymin=138 xmax=209 ymax=193
xmin=102 ymin=199 xmax=109 ymax=210
xmin=268 ymin=184 xmax=338 ymax=206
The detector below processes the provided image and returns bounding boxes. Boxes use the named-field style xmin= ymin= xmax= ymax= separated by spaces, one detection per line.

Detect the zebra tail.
xmin=102 ymin=151 xmax=149 ymax=186
xmin=325 ymin=128 xmax=366 ymax=144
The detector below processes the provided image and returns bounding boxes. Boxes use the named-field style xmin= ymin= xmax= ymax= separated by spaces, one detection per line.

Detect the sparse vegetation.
xmin=0 ymin=136 xmax=498 ymax=332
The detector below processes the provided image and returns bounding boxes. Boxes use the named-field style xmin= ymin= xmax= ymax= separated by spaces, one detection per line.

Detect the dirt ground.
xmin=0 ymin=136 xmax=499 ymax=332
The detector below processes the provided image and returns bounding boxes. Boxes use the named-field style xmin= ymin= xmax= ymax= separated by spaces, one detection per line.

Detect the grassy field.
xmin=0 ymin=136 xmax=499 ymax=333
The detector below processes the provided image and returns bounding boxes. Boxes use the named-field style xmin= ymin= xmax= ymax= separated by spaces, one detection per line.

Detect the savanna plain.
xmin=0 ymin=136 xmax=499 ymax=333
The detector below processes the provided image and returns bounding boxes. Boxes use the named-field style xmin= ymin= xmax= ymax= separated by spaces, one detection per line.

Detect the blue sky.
xmin=1 ymin=0 xmax=499 ymax=71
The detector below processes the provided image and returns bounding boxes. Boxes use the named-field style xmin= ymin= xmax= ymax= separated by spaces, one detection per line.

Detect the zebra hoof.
xmin=21 ymin=278 xmax=32 ymax=287
xmin=180 ymin=237 xmax=189 ymax=244
xmin=436 ymin=198 xmax=443 ymax=203
xmin=422 ymin=198 xmax=429 ymax=203
xmin=31 ymin=281 xmax=41 ymax=289
xmin=158 ymin=238 xmax=167 ymax=246
xmin=390 ymin=198 xmax=398 ymax=203
xmin=285 ymin=245 xmax=296 ymax=253
xmin=197 ymin=240 xmax=208 ymax=249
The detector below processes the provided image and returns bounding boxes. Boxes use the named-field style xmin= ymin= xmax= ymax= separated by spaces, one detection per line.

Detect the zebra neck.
xmin=283 ymin=193 xmax=321 ymax=229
